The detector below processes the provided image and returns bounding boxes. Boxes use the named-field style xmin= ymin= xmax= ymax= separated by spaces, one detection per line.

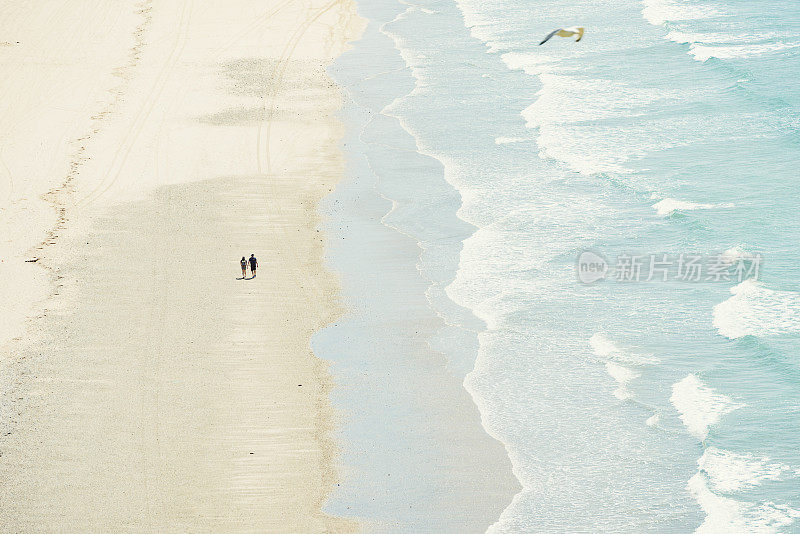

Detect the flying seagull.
xmin=539 ymin=26 xmax=585 ymax=45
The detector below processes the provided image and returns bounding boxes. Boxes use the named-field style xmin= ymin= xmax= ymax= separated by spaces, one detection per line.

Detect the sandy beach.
xmin=1 ymin=0 xmax=363 ymax=531
xmin=8 ymin=0 xmax=797 ymax=531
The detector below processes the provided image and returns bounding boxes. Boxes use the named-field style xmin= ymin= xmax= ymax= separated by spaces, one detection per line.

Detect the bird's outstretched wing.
xmin=539 ymin=29 xmax=561 ymax=45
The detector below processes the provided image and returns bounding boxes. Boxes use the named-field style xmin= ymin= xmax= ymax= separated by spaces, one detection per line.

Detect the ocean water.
xmin=326 ymin=0 xmax=800 ymax=531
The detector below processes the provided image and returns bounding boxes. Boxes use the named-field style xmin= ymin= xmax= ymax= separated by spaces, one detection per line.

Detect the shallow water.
xmin=326 ymin=0 xmax=800 ymax=530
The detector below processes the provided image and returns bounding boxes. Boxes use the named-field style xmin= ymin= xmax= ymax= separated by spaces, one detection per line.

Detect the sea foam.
xmin=641 ymin=0 xmax=722 ymax=26
xmin=519 ymin=74 xmax=668 ymax=176
xmin=720 ymin=246 xmax=756 ymax=263
xmin=671 ymin=374 xmax=744 ymax=440
xmin=688 ymin=473 xmax=800 ymax=533
xmin=605 ymin=362 xmax=640 ymax=400
xmin=589 ymin=333 xmax=660 ymax=365
xmin=689 ymin=42 xmax=800 ymax=61
xmin=590 ymin=334 xmax=658 ymax=401
xmin=699 ymin=447 xmax=792 ymax=493
xmin=713 ymin=280 xmax=800 ymax=339
xmin=645 ymin=1 xmax=798 ymax=62
xmin=652 ymin=198 xmax=734 ymax=216
xmin=665 ymin=30 xmax=785 ymax=45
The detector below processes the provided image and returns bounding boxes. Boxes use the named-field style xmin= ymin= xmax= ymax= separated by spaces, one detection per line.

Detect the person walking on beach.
xmin=249 ymin=254 xmax=258 ymax=278
xmin=240 ymin=256 xmax=247 ymax=279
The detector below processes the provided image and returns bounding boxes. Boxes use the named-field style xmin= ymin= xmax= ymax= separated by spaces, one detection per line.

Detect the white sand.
xmin=0 ymin=0 xmax=364 ymax=531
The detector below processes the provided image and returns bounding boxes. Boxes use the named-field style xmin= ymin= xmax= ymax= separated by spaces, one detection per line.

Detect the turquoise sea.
xmin=321 ymin=0 xmax=800 ymax=531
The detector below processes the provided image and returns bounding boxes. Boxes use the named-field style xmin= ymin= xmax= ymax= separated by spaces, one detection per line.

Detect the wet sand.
xmin=1 ymin=177 xmax=355 ymax=532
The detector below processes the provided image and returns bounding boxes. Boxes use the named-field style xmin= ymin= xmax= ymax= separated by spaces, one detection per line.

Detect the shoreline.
xmin=1 ymin=1 xmax=364 ymax=530
xmin=318 ymin=0 xmax=520 ymax=529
